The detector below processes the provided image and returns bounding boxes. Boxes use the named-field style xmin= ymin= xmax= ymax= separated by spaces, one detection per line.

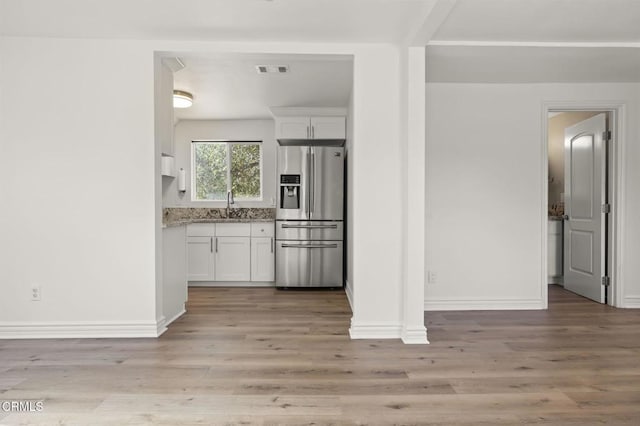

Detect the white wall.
xmin=345 ymin=88 xmax=354 ymax=310
xmin=0 ymin=37 xmax=159 ymax=337
xmin=348 ymin=46 xmax=404 ymax=337
xmin=162 ymin=225 xmax=187 ymax=325
xmin=0 ymin=36 xmax=417 ymax=338
xmin=164 ymin=119 xmax=277 ymax=208
xmin=425 ymin=83 xmax=640 ymax=309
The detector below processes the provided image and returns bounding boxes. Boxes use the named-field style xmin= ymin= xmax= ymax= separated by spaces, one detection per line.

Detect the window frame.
xmin=190 ymin=140 xmax=264 ymax=202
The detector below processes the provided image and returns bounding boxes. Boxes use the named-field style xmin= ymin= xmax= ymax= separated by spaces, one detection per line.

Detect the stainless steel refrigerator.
xmin=275 ymin=144 xmax=344 ymax=288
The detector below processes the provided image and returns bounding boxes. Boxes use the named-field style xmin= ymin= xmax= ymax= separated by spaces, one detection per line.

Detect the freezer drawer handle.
xmin=281 ymin=243 xmax=339 ymax=249
xmin=310 ymin=151 xmax=315 ymax=215
xmin=281 ymin=224 xmax=338 ymax=229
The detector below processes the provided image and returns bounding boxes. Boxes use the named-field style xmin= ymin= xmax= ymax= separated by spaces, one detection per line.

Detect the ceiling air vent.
xmin=255 ymin=65 xmax=289 ymax=74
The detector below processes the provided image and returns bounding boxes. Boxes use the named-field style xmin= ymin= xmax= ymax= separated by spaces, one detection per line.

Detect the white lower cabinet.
xmin=187 ymin=236 xmax=215 ymax=281
xmin=186 ymin=221 xmax=274 ymax=284
xmin=215 ymin=237 xmax=251 ymax=281
xmin=251 ymin=237 xmax=275 ymax=282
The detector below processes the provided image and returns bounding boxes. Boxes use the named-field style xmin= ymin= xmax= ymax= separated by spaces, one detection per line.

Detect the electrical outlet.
xmin=427 ymin=270 xmax=438 ymax=284
xmin=31 ymin=285 xmax=41 ymax=301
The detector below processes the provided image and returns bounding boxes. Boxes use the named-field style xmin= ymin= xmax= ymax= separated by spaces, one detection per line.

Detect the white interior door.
xmin=563 ymin=113 xmax=607 ymax=303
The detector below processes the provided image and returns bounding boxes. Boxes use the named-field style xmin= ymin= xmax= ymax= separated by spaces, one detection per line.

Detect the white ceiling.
xmin=431 ymin=0 xmax=640 ymax=43
xmin=4 ymin=0 xmax=639 ymax=118
xmin=426 ymin=46 xmax=640 ymax=83
xmin=0 ymin=0 xmax=434 ymax=43
xmin=2 ymin=0 xmax=639 ymax=44
xmin=171 ymin=53 xmax=353 ymax=120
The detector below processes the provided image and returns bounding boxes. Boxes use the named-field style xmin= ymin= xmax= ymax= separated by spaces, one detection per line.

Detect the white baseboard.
xmin=0 ymin=320 xmax=162 ymax=339
xmin=424 ymin=298 xmax=545 ymax=311
xmin=345 ymin=279 xmax=354 ymax=312
xmin=156 ymin=316 xmax=167 ymax=337
xmin=548 ymin=276 xmax=564 ymax=285
xmin=401 ymin=326 xmax=429 ymax=344
xmin=188 ymin=281 xmax=275 ymax=287
xmin=164 ymin=307 xmax=186 ymax=328
xmin=349 ymin=321 xmax=402 ymax=339
xmin=623 ymin=296 xmax=640 ymax=308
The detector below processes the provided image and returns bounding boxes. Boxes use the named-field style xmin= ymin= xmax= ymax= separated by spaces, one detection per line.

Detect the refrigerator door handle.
xmin=281 ymin=224 xmax=338 ymax=229
xmin=281 ymin=243 xmax=339 ymax=249
xmin=306 ymin=148 xmax=311 ymax=216
xmin=310 ymin=149 xmax=315 ymax=216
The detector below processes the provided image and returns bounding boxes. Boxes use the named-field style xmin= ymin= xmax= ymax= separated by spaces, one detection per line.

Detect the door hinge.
xmin=601 ymin=276 xmax=611 ymax=287
xmin=602 ymin=130 xmax=611 ymax=141
xmin=602 ymin=203 xmax=611 ymax=214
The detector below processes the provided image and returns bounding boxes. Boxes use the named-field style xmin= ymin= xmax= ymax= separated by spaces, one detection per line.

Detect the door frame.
xmin=541 ymin=101 xmax=627 ymax=307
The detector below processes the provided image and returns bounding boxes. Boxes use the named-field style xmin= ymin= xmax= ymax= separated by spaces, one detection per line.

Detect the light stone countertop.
xmin=162 ymin=207 xmax=276 ymax=228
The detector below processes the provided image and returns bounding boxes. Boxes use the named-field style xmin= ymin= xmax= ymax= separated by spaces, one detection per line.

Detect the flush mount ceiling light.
xmin=173 ymin=90 xmax=193 ymax=108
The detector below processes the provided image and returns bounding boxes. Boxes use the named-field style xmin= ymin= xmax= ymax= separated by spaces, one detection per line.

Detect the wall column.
xmin=401 ymin=46 xmax=428 ymax=344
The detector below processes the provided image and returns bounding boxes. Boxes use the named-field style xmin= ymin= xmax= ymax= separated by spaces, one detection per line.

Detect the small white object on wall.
xmin=177 ymin=168 xmax=186 ymax=192
xmin=161 ymin=156 xmax=175 ymax=177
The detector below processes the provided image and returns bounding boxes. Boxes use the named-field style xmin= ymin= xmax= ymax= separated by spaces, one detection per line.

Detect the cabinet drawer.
xmin=186 ymin=223 xmax=216 ymax=237
xmin=216 ymin=223 xmax=251 ymax=237
xmin=251 ymin=222 xmax=274 ymax=237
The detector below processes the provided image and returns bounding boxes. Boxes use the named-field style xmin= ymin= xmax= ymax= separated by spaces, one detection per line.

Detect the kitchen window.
xmin=191 ymin=141 xmax=263 ymax=201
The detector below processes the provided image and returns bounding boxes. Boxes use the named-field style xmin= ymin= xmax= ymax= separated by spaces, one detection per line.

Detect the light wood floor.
xmin=1 ymin=285 xmax=640 ymax=425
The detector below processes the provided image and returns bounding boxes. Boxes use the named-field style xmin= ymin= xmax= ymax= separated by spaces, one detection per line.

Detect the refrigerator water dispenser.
xmin=280 ymin=174 xmax=300 ymax=209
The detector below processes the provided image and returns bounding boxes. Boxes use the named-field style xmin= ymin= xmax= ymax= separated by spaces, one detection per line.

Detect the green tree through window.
xmin=193 ymin=141 xmax=262 ymax=201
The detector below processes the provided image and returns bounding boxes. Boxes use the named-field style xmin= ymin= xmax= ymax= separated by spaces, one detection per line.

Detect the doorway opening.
xmin=545 ymin=109 xmax=615 ymax=306
xmin=155 ymin=51 xmax=355 ymax=333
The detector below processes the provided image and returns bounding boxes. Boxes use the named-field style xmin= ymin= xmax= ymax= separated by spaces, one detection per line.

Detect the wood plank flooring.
xmin=1 ymin=285 xmax=640 ymax=425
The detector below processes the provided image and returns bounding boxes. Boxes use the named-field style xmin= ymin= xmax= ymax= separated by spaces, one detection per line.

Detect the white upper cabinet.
xmin=275 ymin=116 xmax=345 ymax=141
xmin=310 ymin=116 xmax=346 ymax=140
xmin=275 ymin=116 xmax=312 ymax=140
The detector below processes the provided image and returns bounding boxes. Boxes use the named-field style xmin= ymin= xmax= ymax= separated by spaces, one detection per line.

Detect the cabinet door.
xmin=275 ymin=116 xmax=311 ymax=140
xmin=215 ymin=237 xmax=251 ymax=281
xmin=311 ymin=116 xmax=345 ymax=140
xmin=187 ymin=236 xmax=215 ymax=281
xmin=251 ymin=237 xmax=275 ymax=282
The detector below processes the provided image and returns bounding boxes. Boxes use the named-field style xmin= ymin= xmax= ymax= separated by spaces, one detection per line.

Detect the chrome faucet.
xmin=226 ymin=190 xmax=234 ymax=218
